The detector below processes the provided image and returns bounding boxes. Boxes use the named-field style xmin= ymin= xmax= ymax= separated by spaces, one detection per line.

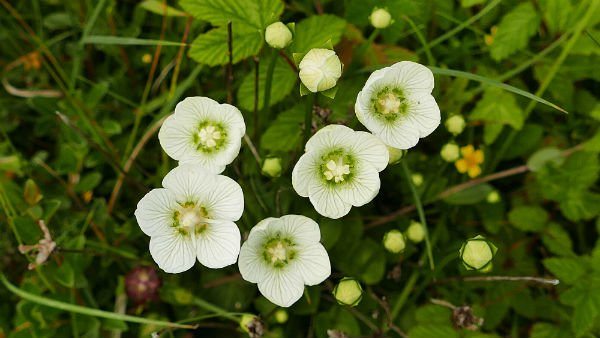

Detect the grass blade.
xmin=83 ymin=36 xmax=187 ymax=47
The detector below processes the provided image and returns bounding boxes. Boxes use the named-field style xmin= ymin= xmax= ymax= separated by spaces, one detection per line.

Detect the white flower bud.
xmin=299 ymin=48 xmax=342 ymax=93
xmin=445 ymin=115 xmax=466 ymax=135
xmin=265 ymin=22 xmax=293 ymax=49
xmin=459 ymin=235 xmax=497 ymax=271
xmin=369 ymin=8 xmax=393 ymax=29
xmin=262 ymin=157 xmax=283 ymax=178
xmin=406 ymin=221 xmax=425 ymax=243
xmin=440 ymin=143 xmax=460 ymax=162
xmin=333 ymin=277 xmax=363 ymax=306
xmin=383 ymin=230 xmax=406 ymax=253
xmin=486 ymin=191 xmax=500 ymax=204
xmin=411 ymin=173 xmax=424 ymax=187
xmin=387 ymin=146 xmax=405 ymax=165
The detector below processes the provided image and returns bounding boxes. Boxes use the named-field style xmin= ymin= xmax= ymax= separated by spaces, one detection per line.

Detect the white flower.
xmin=292 ymin=125 xmax=388 ymax=219
xmin=355 ymin=61 xmax=441 ymax=149
xmin=369 ymin=8 xmax=393 ymax=29
xmin=265 ymin=22 xmax=293 ymax=49
xmin=238 ymin=215 xmax=330 ymax=307
xmin=134 ymin=164 xmax=243 ymax=273
xmin=299 ymin=49 xmax=342 ymax=93
xmin=158 ymin=97 xmax=246 ymax=174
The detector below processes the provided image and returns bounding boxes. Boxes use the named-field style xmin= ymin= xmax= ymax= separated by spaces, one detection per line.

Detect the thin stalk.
xmin=253 ymin=56 xmax=260 ymax=140
xmin=403 ymin=15 xmax=434 ymax=66
xmin=303 ymin=95 xmax=316 ymax=144
xmin=0 ymin=273 xmax=196 ymax=329
xmin=262 ymin=50 xmax=278 ymax=125
xmin=193 ymin=297 xmax=239 ymax=322
xmin=390 ymin=271 xmax=418 ymax=320
xmin=401 ymin=162 xmax=434 ymax=270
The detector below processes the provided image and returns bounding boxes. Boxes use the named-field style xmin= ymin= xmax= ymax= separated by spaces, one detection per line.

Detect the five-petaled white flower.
xmin=158 ymin=96 xmax=246 ymax=174
xmin=355 ymin=61 xmax=441 ymax=149
xmin=135 ymin=164 xmax=243 ymax=273
xmin=238 ymin=215 xmax=330 ymax=307
xmin=292 ymin=125 xmax=388 ymax=219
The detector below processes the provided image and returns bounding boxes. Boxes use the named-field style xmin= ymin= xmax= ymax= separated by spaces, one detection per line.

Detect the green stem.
xmin=0 ymin=273 xmax=196 ymax=329
xmin=193 ymin=297 xmax=239 ymax=322
xmin=390 ymin=271 xmax=418 ymax=320
xmin=403 ymin=15 xmax=434 ymax=66
xmin=401 ymin=162 xmax=434 ymax=271
xmin=490 ymin=0 xmax=599 ymax=170
xmin=303 ymin=94 xmax=315 ymax=144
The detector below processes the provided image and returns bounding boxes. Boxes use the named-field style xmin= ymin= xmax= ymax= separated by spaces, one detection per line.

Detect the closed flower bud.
xmin=240 ymin=314 xmax=264 ymax=337
xmin=387 ymin=146 xmax=405 ymax=164
xmin=486 ymin=191 xmax=500 ymax=203
xmin=445 ymin=115 xmax=466 ymax=135
xmin=411 ymin=173 xmax=424 ymax=187
xmin=265 ymin=22 xmax=293 ymax=49
xmin=383 ymin=230 xmax=406 ymax=253
xmin=440 ymin=143 xmax=460 ymax=162
xmin=459 ymin=235 xmax=497 ymax=271
xmin=274 ymin=309 xmax=288 ymax=324
xmin=333 ymin=277 xmax=363 ymax=306
xmin=299 ymin=48 xmax=342 ymax=93
xmin=262 ymin=157 xmax=283 ymax=178
xmin=124 ymin=266 xmax=161 ymax=304
xmin=406 ymin=221 xmax=425 ymax=243
xmin=369 ymin=8 xmax=393 ymax=29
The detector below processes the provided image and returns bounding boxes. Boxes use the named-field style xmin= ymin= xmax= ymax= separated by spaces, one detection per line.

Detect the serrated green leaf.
xmin=291 ymin=15 xmax=347 ymax=53
xmin=237 ymin=56 xmax=296 ymax=111
xmin=543 ymin=257 xmax=586 ymax=285
xmin=260 ymin=105 xmax=304 ymax=152
xmin=490 ymin=2 xmax=540 ymax=61
xmin=443 ymin=183 xmax=494 ymax=205
xmin=471 ymin=87 xmax=524 ymax=130
xmin=409 ymin=325 xmax=460 ymax=338
xmin=188 ymin=25 xmax=263 ymax=66
xmin=527 ymin=147 xmax=565 ymax=172
xmin=508 ymin=206 xmax=549 ymax=232
xmin=539 ymin=0 xmax=574 ymax=35
xmin=180 ymin=0 xmax=283 ymax=29
xmin=530 ymin=323 xmax=571 ymax=338
xmin=541 ymin=223 xmax=574 ymax=257
xmin=536 ymin=151 xmax=599 ymax=201
xmin=139 ymin=0 xmax=186 ymax=17
xmin=559 ymin=191 xmax=600 ymax=221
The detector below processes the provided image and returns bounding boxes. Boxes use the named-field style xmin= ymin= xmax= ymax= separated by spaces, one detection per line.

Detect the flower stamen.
xmin=197 ymin=125 xmax=222 ymax=148
xmin=323 ymin=159 xmax=350 ymax=183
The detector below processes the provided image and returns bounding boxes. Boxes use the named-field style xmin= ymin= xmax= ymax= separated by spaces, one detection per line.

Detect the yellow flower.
xmin=455 ymin=145 xmax=484 ymax=178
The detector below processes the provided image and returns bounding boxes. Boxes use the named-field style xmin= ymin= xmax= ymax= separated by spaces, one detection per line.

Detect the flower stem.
xmin=303 ymin=94 xmax=315 ymax=144
xmin=192 ymin=297 xmax=240 ymax=322
xmin=401 ymin=161 xmax=434 ymax=270
xmin=0 ymin=273 xmax=196 ymax=329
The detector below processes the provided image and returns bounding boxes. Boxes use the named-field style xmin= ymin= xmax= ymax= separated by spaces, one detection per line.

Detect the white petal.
xmin=158 ymin=113 xmax=197 ymax=162
xmin=385 ymin=61 xmax=435 ymax=96
xmin=292 ymin=243 xmax=331 ymax=285
xmin=179 ymin=135 xmax=241 ymax=174
xmin=292 ymin=152 xmax=320 ymax=197
xmin=201 ymin=175 xmax=244 ymax=221
xmin=149 ymin=230 xmax=196 ymax=274
xmin=338 ymin=163 xmax=381 ymax=207
xmin=218 ymin=103 xmax=246 ymax=137
xmin=376 ymin=119 xmax=421 ymax=149
xmin=196 ymin=220 xmax=241 ymax=268
xmin=304 ymin=124 xmax=354 ymax=153
xmin=299 ymin=66 xmax=322 ymax=93
xmin=349 ymin=131 xmax=389 ymax=172
xmin=257 ymin=268 xmax=305 ymax=307
xmin=162 ymin=164 xmax=215 ymax=203
xmin=308 ymin=180 xmax=352 ymax=219
xmin=275 ymin=215 xmax=321 ymax=245
xmin=405 ymin=94 xmax=441 ymax=138
xmin=134 ymin=188 xmax=178 ymax=236
xmin=175 ymin=96 xmax=220 ymax=120
xmin=238 ymin=229 xmax=270 ymax=283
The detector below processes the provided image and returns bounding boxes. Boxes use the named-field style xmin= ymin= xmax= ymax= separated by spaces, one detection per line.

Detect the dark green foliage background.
xmin=0 ymin=0 xmax=599 ymax=337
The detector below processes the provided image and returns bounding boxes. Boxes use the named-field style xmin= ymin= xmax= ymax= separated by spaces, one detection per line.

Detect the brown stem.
xmin=278 ymin=50 xmax=298 ymax=72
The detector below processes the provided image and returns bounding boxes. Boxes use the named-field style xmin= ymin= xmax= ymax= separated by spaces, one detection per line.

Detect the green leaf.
xmin=180 ymin=0 xmax=283 ymax=29
xmin=530 ymin=323 xmax=571 ymax=338
xmin=237 ymin=56 xmax=296 ymax=111
xmin=291 ymin=15 xmax=347 ymax=53
xmin=188 ymin=25 xmax=263 ymax=66
xmin=490 ymin=2 xmax=540 ymax=61
xmin=260 ymin=105 xmax=304 ymax=152
xmin=559 ymin=191 xmax=600 ymax=221
xmin=82 ymin=36 xmax=185 ymax=46
xmin=471 ymin=87 xmax=524 ymax=130
xmin=139 ymin=0 xmax=187 ymax=17
xmin=443 ymin=183 xmax=494 ymax=205
xmin=409 ymin=325 xmax=460 ymax=338
xmin=584 ymin=129 xmax=600 ymax=152
xmin=543 ymin=257 xmax=586 ymax=285
xmin=536 ymin=151 xmax=599 ymax=201
xmin=508 ymin=206 xmax=549 ymax=232
xmin=527 ymin=147 xmax=565 ymax=172
xmin=539 ymin=0 xmax=574 ymax=35
xmin=541 ymin=223 xmax=574 ymax=257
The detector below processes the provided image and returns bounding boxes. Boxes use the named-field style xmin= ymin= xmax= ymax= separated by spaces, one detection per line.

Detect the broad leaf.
xmin=291 ymin=15 xmax=347 ymax=53
xmin=490 ymin=2 xmax=540 ymax=61
xmin=180 ymin=0 xmax=283 ymax=29
xmin=188 ymin=25 xmax=263 ymax=66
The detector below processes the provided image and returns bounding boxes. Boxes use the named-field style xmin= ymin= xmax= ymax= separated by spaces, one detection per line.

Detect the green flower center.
xmin=371 ymin=87 xmax=408 ymax=122
xmin=173 ymin=203 xmax=210 ymax=236
xmin=263 ymin=236 xmax=296 ymax=268
xmin=193 ymin=122 xmax=227 ymax=153
xmin=319 ymin=149 xmax=355 ymax=185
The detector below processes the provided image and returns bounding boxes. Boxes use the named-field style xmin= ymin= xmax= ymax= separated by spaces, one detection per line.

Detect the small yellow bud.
xmin=141 ymin=53 xmax=152 ymax=64
xmin=274 ymin=309 xmax=288 ymax=324
xmin=459 ymin=235 xmax=497 ymax=271
xmin=406 ymin=221 xmax=425 ymax=243
xmin=333 ymin=277 xmax=363 ymax=306
xmin=445 ymin=115 xmax=466 ymax=135
xmin=299 ymin=48 xmax=342 ymax=93
xmin=440 ymin=143 xmax=460 ymax=162
xmin=383 ymin=230 xmax=406 ymax=253
xmin=240 ymin=314 xmax=263 ymax=334
xmin=265 ymin=22 xmax=293 ymax=49
xmin=369 ymin=8 xmax=393 ymax=29
xmin=387 ymin=146 xmax=405 ymax=165
xmin=411 ymin=173 xmax=424 ymax=187
xmin=262 ymin=157 xmax=283 ymax=178
xmin=486 ymin=191 xmax=500 ymax=204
